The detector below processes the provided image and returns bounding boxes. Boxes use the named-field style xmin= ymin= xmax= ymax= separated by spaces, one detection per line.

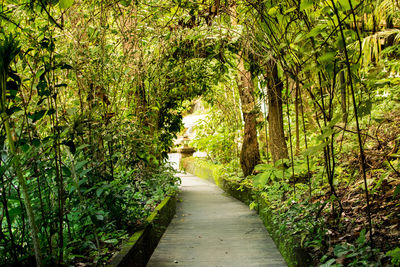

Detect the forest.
xmin=0 ymin=0 xmax=399 ymax=266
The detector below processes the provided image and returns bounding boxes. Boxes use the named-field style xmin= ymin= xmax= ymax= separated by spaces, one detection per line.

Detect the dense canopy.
xmin=0 ymin=0 xmax=399 ymax=266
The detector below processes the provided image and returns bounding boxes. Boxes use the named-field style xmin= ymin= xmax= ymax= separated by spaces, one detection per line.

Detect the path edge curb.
xmin=106 ymin=194 xmax=177 ymax=267
xmin=181 ymin=157 xmax=312 ymax=267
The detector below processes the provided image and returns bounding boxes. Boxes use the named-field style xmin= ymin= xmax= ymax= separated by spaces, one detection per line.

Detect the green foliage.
xmin=59 ymin=0 xmax=74 ymax=9
xmin=253 ymin=157 xmax=316 ymax=189
xmin=191 ymin=115 xmax=239 ymax=164
xmin=0 ymin=0 xmax=203 ymax=265
xmin=386 ymin=247 xmax=400 ymax=266
xmin=320 ymin=230 xmax=383 ymax=267
xmin=394 ymin=185 xmax=400 ymax=198
xmin=0 ymin=34 xmax=20 ymax=73
xmin=190 ymin=85 xmax=242 ymax=164
xmin=1 ymin=0 xmax=400 ymax=265
xmin=253 ymin=161 xmax=291 ymax=185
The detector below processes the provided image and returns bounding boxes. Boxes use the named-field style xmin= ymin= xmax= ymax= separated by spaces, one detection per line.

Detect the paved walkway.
xmin=147 ymin=173 xmax=286 ymax=267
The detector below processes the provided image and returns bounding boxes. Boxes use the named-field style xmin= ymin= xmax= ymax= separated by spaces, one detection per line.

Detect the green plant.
xmin=320 ymin=229 xmax=383 ymax=267
xmin=0 ymin=34 xmax=43 ymax=266
xmin=386 ymin=247 xmax=400 ymax=266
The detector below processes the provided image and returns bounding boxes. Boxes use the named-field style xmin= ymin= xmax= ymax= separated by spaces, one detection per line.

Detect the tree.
xmin=230 ymin=3 xmax=261 ymax=176
xmin=237 ymin=52 xmax=261 ymax=176
xmin=266 ymin=61 xmax=288 ymax=163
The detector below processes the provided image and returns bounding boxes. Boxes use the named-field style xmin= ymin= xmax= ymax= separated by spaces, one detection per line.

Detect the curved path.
xmin=147 ymin=173 xmax=286 ymax=267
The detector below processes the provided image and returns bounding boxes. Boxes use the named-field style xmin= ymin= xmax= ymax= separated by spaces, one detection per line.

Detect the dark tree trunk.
xmin=230 ymin=3 xmax=260 ymax=177
xmin=295 ymin=76 xmax=300 ymax=155
xmin=267 ymin=61 xmax=288 ymax=163
xmin=237 ymin=55 xmax=261 ymax=177
xmin=339 ymin=69 xmax=348 ymax=123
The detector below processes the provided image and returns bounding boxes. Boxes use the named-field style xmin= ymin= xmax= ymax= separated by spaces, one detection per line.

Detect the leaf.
xmin=294 ymin=33 xmax=305 ymax=43
xmin=59 ymin=0 xmax=74 ymax=9
xmin=69 ymin=185 xmax=76 ymax=194
xmin=300 ymin=0 xmax=313 ymax=11
xmin=302 ymin=141 xmax=329 ymax=156
xmin=96 ymin=187 xmax=103 ymax=197
xmin=76 ymin=144 xmax=90 ymax=152
xmin=8 ymin=206 xmax=22 ymax=220
xmin=356 ymin=228 xmax=366 ymax=245
xmin=284 ymin=7 xmax=296 ymax=14
xmin=104 ymin=239 xmax=118 ymax=245
xmin=394 ymin=184 xmax=400 ymax=198
xmin=357 ymin=99 xmax=372 ymax=118
xmin=275 ymin=158 xmax=290 ymax=167
xmin=319 ymin=258 xmax=336 ymax=267
xmin=79 ymin=168 xmax=91 ymax=178
xmin=327 ymin=116 xmax=341 ymax=128
xmin=28 ymin=110 xmax=46 ymax=123
xmin=274 ymin=169 xmax=287 ymax=179
xmin=337 ymin=0 xmax=351 ymax=11
xmin=254 ymin=171 xmax=271 ymax=187
xmin=60 ymin=63 xmax=73 ymax=69
xmin=37 ymin=79 xmax=47 ymax=92
xmin=306 ymin=25 xmax=327 ymax=39
xmin=319 ymin=52 xmax=336 ymax=63
xmin=47 ymin=108 xmax=56 ymax=116
xmin=75 ymin=160 xmax=88 ymax=170
xmin=62 ymin=166 xmax=71 ymax=177
xmin=386 ymin=247 xmax=400 ymax=265
xmin=120 ymin=0 xmax=132 ymax=7
xmin=268 ymin=7 xmax=278 ymax=17
xmin=317 ymin=128 xmax=335 ymax=141
xmin=32 ymin=138 xmax=41 ymax=147
xmin=254 ymin=163 xmax=274 ymax=171
xmin=6 ymin=106 xmax=22 ymax=116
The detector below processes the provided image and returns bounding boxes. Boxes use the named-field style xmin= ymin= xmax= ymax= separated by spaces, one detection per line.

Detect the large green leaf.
xmin=306 ymin=25 xmax=327 ymax=39
xmin=300 ymin=0 xmax=314 ymax=11
xmin=59 ymin=0 xmax=74 ymax=9
xmin=336 ymin=0 xmax=351 ymax=11
xmin=253 ymin=172 xmax=272 ymax=187
xmin=302 ymin=141 xmax=329 ymax=156
xmin=357 ymin=99 xmax=372 ymax=118
xmin=28 ymin=110 xmax=46 ymax=123
xmin=120 ymin=0 xmax=132 ymax=6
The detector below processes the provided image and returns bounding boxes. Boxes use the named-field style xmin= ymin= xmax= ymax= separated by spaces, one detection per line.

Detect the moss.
xmin=181 ymin=157 xmax=224 ymax=186
xmin=181 ymin=157 xmax=312 ymax=267
xmin=127 ymin=230 xmax=145 ymax=244
xmin=107 ymin=195 xmax=176 ymax=267
xmin=146 ymin=196 xmax=171 ymax=223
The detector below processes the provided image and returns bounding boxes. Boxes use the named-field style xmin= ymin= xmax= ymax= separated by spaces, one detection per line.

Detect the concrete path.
xmin=147 ymin=173 xmax=286 ymax=267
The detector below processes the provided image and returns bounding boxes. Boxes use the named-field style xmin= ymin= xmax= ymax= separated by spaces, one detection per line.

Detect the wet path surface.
xmin=147 ymin=173 xmax=286 ymax=267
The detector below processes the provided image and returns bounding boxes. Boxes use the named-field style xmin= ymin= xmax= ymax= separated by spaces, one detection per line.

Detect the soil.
xmin=309 ymin=111 xmax=400 ymax=265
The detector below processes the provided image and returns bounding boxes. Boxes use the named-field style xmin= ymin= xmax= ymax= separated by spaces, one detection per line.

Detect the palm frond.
xmin=0 ymin=34 xmax=21 ymax=74
xmin=358 ymin=29 xmax=400 ymax=67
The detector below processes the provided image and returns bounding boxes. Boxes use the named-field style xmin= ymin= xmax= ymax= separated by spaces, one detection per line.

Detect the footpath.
xmin=147 ymin=173 xmax=286 ymax=267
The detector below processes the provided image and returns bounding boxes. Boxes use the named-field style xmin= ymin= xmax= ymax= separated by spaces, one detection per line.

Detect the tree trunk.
xmin=230 ymin=3 xmax=260 ymax=177
xmin=237 ymin=54 xmax=261 ymax=177
xmin=267 ymin=61 xmax=288 ymax=163
xmin=294 ymin=76 xmax=300 ymax=155
xmin=339 ymin=69 xmax=348 ymax=122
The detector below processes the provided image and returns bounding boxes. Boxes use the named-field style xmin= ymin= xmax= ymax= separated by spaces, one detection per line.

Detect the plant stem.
xmin=3 ymin=119 xmax=43 ymax=266
xmin=331 ymin=0 xmax=373 ymax=246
